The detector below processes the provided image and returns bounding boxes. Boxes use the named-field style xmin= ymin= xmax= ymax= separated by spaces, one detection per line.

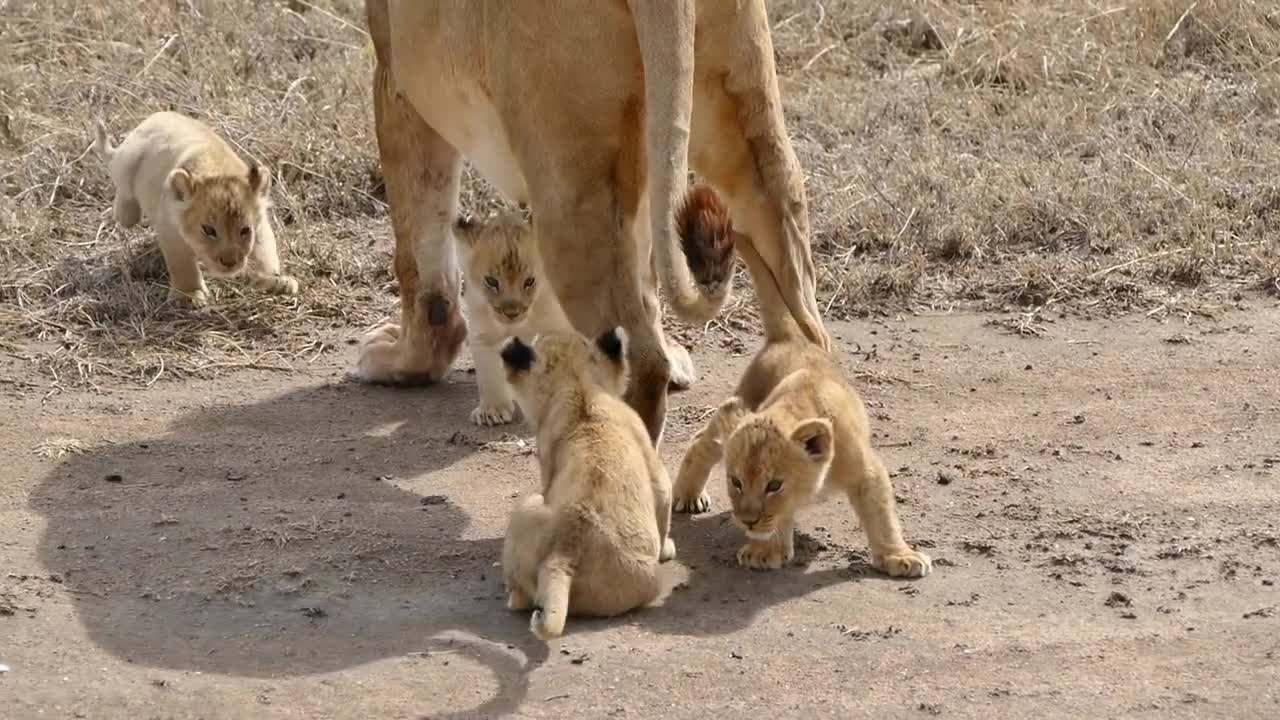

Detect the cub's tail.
xmin=675 ymin=185 xmax=799 ymax=344
xmin=90 ymin=118 xmax=115 ymax=161
xmin=530 ymin=554 xmax=573 ymax=641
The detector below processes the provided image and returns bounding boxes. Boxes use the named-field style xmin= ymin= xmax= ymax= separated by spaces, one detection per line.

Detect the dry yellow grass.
xmin=2 ymin=1 xmax=1278 ymax=386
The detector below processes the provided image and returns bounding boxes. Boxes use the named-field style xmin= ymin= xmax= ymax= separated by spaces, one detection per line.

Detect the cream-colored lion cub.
xmin=671 ymin=186 xmax=932 ymax=578
xmin=498 ymin=327 xmax=676 ymax=640
xmin=92 ymin=111 xmax=299 ymax=307
xmin=454 ymin=212 xmax=571 ymax=426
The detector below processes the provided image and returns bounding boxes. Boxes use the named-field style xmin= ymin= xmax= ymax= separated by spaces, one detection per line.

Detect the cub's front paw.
xmin=736 ymin=540 xmax=790 ymax=570
xmin=873 ymin=548 xmax=933 ymax=578
xmin=256 ymin=273 xmax=300 ymax=296
xmin=659 ymin=536 xmax=677 ymax=562
xmin=470 ymin=401 xmax=516 ymax=427
xmin=168 ymin=287 xmax=209 ymax=308
xmin=672 ymin=491 xmax=710 ymax=514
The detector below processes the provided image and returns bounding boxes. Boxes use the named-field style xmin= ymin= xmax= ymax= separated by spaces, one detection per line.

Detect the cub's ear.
xmin=166 ymin=168 xmax=193 ymax=205
xmin=717 ymin=396 xmax=749 ymax=430
xmin=453 ymin=214 xmax=477 ymax=245
xmin=247 ymin=162 xmax=272 ymax=197
xmin=499 ymin=336 xmax=536 ymax=373
xmin=595 ymin=326 xmax=627 ymax=365
xmin=790 ymin=418 xmax=834 ymax=463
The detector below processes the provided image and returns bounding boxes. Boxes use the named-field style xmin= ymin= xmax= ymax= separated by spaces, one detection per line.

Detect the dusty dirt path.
xmin=2 ymin=309 xmax=1278 ymax=719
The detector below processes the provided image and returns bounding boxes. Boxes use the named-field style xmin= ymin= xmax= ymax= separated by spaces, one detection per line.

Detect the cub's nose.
xmin=501 ymin=307 xmax=523 ymax=320
xmin=218 ymin=251 xmax=242 ymax=268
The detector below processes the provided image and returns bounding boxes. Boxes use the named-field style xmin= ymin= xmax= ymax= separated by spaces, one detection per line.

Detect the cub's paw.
xmin=672 ymin=490 xmax=710 ymax=514
xmin=168 ymin=287 xmax=209 ymax=308
xmin=736 ymin=541 xmax=790 ymax=570
xmin=470 ymin=401 xmax=516 ymax=426
xmin=873 ymin=548 xmax=933 ymax=578
xmin=506 ymin=588 xmax=532 ymax=611
xmin=255 ymin=273 xmax=300 ymax=296
xmin=660 ymin=536 xmax=677 ymax=562
xmin=666 ymin=341 xmax=696 ymax=392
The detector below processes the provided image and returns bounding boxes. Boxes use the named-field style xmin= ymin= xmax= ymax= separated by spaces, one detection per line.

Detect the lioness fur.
xmin=671 ymin=186 xmax=932 ymax=577
xmin=454 ymin=211 xmax=572 ymax=426
xmin=354 ymin=0 xmax=830 ymax=446
xmin=92 ymin=111 xmax=299 ymax=307
xmin=499 ymin=327 xmax=676 ymax=641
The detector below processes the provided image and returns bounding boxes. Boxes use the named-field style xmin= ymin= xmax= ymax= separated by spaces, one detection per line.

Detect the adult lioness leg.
xmin=353 ymin=3 xmax=467 ymax=385
xmin=689 ymin=0 xmax=831 ymax=351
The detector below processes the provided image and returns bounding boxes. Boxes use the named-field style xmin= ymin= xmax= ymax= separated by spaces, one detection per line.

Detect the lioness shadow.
xmin=29 ymin=376 xmax=546 ymax=719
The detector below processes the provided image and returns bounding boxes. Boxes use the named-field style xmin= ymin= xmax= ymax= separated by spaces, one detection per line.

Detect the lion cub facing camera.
xmin=498 ymin=328 xmax=676 ymax=641
xmin=92 ymin=111 xmax=299 ymax=307
xmin=671 ymin=186 xmax=932 ymax=578
xmin=454 ymin=212 xmax=572 ymax=426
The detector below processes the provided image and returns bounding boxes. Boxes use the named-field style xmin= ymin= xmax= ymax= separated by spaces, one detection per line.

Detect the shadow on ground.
xmin=29 ymin=374 xmax=883 ymax=716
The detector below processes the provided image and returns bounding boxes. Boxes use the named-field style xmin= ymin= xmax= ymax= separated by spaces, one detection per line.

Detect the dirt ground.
xmin=3 ymin=307 xmax=1278 ymax=719
xmin=3 ymin=0 xmax=1280 ymax=718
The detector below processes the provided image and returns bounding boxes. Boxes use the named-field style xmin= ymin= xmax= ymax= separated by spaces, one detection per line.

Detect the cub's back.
xmin=116 ymin=112 xmax=245 ymax=210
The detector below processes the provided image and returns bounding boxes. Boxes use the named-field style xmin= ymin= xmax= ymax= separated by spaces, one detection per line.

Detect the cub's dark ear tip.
xmin=595 ymin=326 xmax=626 ymax=362
xmin=499 ymin=336 xmax=535 ymax=371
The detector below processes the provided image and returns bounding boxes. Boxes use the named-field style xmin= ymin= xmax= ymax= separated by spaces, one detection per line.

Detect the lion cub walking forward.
xmin=92 ymin=111 xmax=299 ymax=306
xmin=498 ymin=328 xmax=676 ymax=640
xmin=672 ymin=186 xmax=931 ymax=578
xmin=453 ymin=213 xmax=571 ymax=426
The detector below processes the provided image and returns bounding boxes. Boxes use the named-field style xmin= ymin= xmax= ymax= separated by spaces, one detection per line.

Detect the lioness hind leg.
xmin=846 ymin=450 xmax=932 ymax=578
xmin=352 ymin=59 xmax=466 ymax=386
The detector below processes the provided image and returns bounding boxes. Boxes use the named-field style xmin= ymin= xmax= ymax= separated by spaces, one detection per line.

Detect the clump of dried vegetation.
xmin=1 ymin=0 xmax=1278 ymax=387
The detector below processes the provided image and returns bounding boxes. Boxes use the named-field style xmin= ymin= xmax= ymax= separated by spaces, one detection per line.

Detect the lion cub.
xmin=671 ymin=186 xmax=931 ymax=577
xmin=92 ymin=111 xmax=299 ymax=307
xmin=498 ymin=327 xmax=676 ymax=640
xmin=454 ymin=212 xmax=571 ymax=426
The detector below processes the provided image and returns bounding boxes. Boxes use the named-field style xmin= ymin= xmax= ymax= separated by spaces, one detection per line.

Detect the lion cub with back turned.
xmin=93 ymin=111 xmax=299 ymax=306
xmin=454 ymin=212 xmax=572 ymax=426
xmin=671 ymin=186 xmax=932 ymax=577
xmin=498 ymin=327 xmax=676 ymax=641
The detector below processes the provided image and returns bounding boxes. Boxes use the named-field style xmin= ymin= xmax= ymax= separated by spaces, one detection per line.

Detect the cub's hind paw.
xmin=470 ymin=401 xmax=516 ymax=427
xmin=736 ymin=541 xmax=790 ymax=570
xmin=874 ymin=548 xmax=933 ymax=578
xmin=672 ymin=491 xmax=710 ymax=514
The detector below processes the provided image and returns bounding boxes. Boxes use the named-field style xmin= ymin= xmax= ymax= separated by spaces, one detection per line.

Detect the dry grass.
xmin=2 ymin=1 xmax=1279 ymax=387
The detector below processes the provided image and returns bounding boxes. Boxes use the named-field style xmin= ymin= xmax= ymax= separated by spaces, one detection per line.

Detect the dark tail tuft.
xmin=675 ymin=185 xmax=737 ymax=291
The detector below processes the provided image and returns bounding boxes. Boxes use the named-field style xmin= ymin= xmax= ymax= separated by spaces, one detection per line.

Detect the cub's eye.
xmin=765 ymin=479 xmax=783 ymax=494
xmin=484 ymin=275 xmax=500 ymax=291
xmin=239 ymin=226 xmax=252 ymax=239
xmin=730 ymin=477 xmax=742 ymax=491
xmin=201 ymin=225 xmax=217 ymax=239
xmin=523 ymin=277 xmax=536 ymax=290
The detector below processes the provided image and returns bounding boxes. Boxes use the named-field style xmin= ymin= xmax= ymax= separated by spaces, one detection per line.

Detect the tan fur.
xmin=454 ymin=212 xmax=572 ymax=426
xmin=498 ymin=328 xmax=676 ymax=641
xmin=353 ymin=0 xmax=830 ymax=445
xmin=671 ymin=187 xmax=931 ymax=577
xmin=92 ymin=111 xmax=299 ymax=306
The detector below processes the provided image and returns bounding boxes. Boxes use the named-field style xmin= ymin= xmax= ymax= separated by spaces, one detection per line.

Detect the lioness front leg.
xmin=736 ymin=519 xmax=794 ymax=570
xmin=469 ymin=338 xmax=517 ymax=426
xmin=352 ymin=53 xmax=466 ymax=385
xmin=846 ymin=451 xmax=932 ymax=578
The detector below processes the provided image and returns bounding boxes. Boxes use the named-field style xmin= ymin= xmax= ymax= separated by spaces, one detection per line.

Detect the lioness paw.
xmin=506 ymin=588 xmax=532 ymax=611
xmin=361 ymin=322 xmax=400 ymax=345
xmin=660 ymin=536 xmax=677 ymax=562
xmin=672 ymin=491 xmax=711 ymax=514
xmin=736 ymin=541 xmax=790 ymax=570
xmin=471 ymin=401 xmax=516 ymax=426
xmin=874 ymin=548 xmax=933 ymax=578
